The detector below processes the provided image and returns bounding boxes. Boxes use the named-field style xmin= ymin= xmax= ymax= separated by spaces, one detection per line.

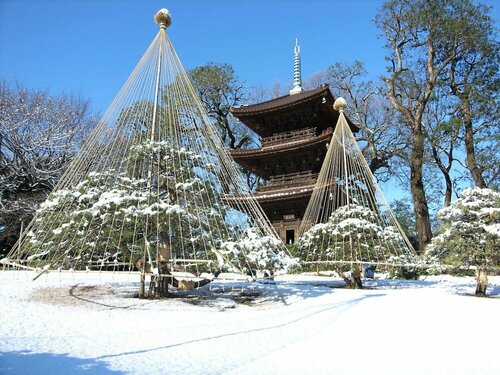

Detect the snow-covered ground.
xmin=1 ymin=270 xmax=499 ymax=375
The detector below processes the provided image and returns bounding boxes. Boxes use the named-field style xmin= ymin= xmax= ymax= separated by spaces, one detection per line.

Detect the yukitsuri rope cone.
xmin=296 ymin=98 xmax=417 ymax=287
xmin=2 ymin=9 xmax=294 ymax=296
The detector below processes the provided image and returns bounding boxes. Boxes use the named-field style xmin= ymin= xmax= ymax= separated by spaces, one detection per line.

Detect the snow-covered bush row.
xmin=386 ymin=254 xmax=445 ymax=279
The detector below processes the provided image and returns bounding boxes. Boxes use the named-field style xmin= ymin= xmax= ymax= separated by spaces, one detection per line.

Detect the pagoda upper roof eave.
xmin=231 ymin=85 xmax=331 ymax=116
xmin=230 ymin=84 xmax=359 ymax=136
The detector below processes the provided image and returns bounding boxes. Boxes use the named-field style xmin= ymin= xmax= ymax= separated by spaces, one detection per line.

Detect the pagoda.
xmin=230 ymin=39 xmax=358 ymax=244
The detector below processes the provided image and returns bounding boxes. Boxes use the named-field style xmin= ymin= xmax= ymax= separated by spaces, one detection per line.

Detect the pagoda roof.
xmin=231 ymin=128 xmax=331 ymax=159
xmin=230 ymin=130 xmax=331 ymax=179
xmin=222 ymin=184 xmax=315 ymax=205
xmin=253 ymin=184 xmax=315 ymax=204
xmin=230 ymin=84 xmax=358 ymax=137
xmin=232 ymin=85 xmax=329 ymax=115
xmin=224 ymin=178 xmax=339 ymax=205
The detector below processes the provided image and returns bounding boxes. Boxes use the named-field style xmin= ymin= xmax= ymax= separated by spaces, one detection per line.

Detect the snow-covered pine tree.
xmin=296 ymin=97 xmax=417 ymax=287
xmin=426 ymin=187 xmax=500 ymax=296
xmin=297 ymin=205 xmax=409 ymax=288
xmin=23 ymin=141 xmax=229 ymax=273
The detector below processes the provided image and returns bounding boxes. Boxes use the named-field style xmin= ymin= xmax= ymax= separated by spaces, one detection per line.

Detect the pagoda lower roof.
xmin=222 ymin=183 xmax=315 ymax=205
xmin=253 ymin=184 xmax=315 ymax=204
xmin=230 ymin=128 xmax=332 ymax=160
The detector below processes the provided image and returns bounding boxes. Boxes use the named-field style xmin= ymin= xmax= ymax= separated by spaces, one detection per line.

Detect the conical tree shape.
xmin=297 ymin=100 xmax=417 ymax=280
xmin=3 ymin=10 xmax=293 ymax=286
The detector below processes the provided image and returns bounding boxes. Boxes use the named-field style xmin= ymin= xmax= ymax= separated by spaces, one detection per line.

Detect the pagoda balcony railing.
xmin=261 ymin=127 xmax=317 ymax=147
xmin=258 ymin=171 xmax=318 ymax=192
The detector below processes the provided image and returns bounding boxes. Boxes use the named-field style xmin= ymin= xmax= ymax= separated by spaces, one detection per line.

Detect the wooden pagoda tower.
xmin=230 ymin=39 xmax=358 ymax=244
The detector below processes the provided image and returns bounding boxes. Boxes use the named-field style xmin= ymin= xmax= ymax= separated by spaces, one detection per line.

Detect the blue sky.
xmin=0 ymin=1 xmax=405 ymax=110
xmin=1 ymin=0 xmax=498 ymax=113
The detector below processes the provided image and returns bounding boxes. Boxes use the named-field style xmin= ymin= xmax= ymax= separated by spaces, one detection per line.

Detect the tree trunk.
xmin=149 ymin=260 xmax=171 ymax=298
xmin=139 ymin=272 xmax=146 ymax=298
xmin=443 ymin=170 xmax=452 ymax=207
xmin=335 ymin=267 xmax=352 ymax=288
xmin=151 ymin=264 xmax=214 ymax=297
xmin=335 ymin=267 xmax=363 ymax=289
xmin=149 ymin=274 xmax=169 ymax=298
xmin=475 ymin=268 xmax=488 ymax=297
xmin=410 ymin=122 xmax=433 ymax=251
xmin=351 ymin=267 xmax=363 ymax=289
xmin=449 ymin=59 xmax=487 ymax=189
xmin=463 ymin=102 xmax=487 ymax=188
xmin=430 ymin=144 xmax=453 ymax=207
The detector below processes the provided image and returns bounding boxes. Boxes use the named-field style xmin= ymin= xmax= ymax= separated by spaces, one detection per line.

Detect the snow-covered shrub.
xmin=387 ymin=254 xmax=419 ymax=279
xmin=297 ymin=205 xmax=405 ymax=263
xmin=297 ymin=205 xmax=409 ymax=287
xmin=219 ymin=228 xmax=299 ymax=277
xmin=426 ymin=187 xmax=500 ymax=295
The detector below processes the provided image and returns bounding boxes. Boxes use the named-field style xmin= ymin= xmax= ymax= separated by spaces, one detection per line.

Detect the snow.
xmin=1 ymin=271 xmax=499 ymax=375
xmin=175 ymin=178 xmax=200 ymax=190
xmin=484 ymin=223 xmax=500 ymax=236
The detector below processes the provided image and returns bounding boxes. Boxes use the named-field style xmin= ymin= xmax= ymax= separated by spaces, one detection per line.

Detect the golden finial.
xmin=333 ymin=97 xmax=347 ymax=112
xmin=154 ymin=9 xmax=172 ymax=29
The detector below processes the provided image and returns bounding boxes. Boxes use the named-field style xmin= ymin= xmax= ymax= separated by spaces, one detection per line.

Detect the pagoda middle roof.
xmin=230 ymin=128 xmax=332 ymax=160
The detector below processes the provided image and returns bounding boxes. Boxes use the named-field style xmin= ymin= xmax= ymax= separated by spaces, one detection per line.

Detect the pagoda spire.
xmin=289 ymin=38 xmax=303 ymax=95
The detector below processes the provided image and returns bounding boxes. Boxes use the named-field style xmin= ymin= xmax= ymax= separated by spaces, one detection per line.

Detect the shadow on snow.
xmin=0 ymin=350 xmax=124 ymax=375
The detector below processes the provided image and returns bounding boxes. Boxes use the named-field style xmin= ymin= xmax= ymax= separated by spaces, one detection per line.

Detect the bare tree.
xmin=269 ymin=80 xmax=289 ymax=99
xmin=326 ymin=61 xmax=409 ymax=181
xmin=247 ymin=84 xmax=269 ymax=104
xmin=247 ymin=80 xmax=290 ymax=103
xmin=0 ymin=81 xmax=97 ymax=255
xmin=304 ymin=71 xmax=329 ymax=90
